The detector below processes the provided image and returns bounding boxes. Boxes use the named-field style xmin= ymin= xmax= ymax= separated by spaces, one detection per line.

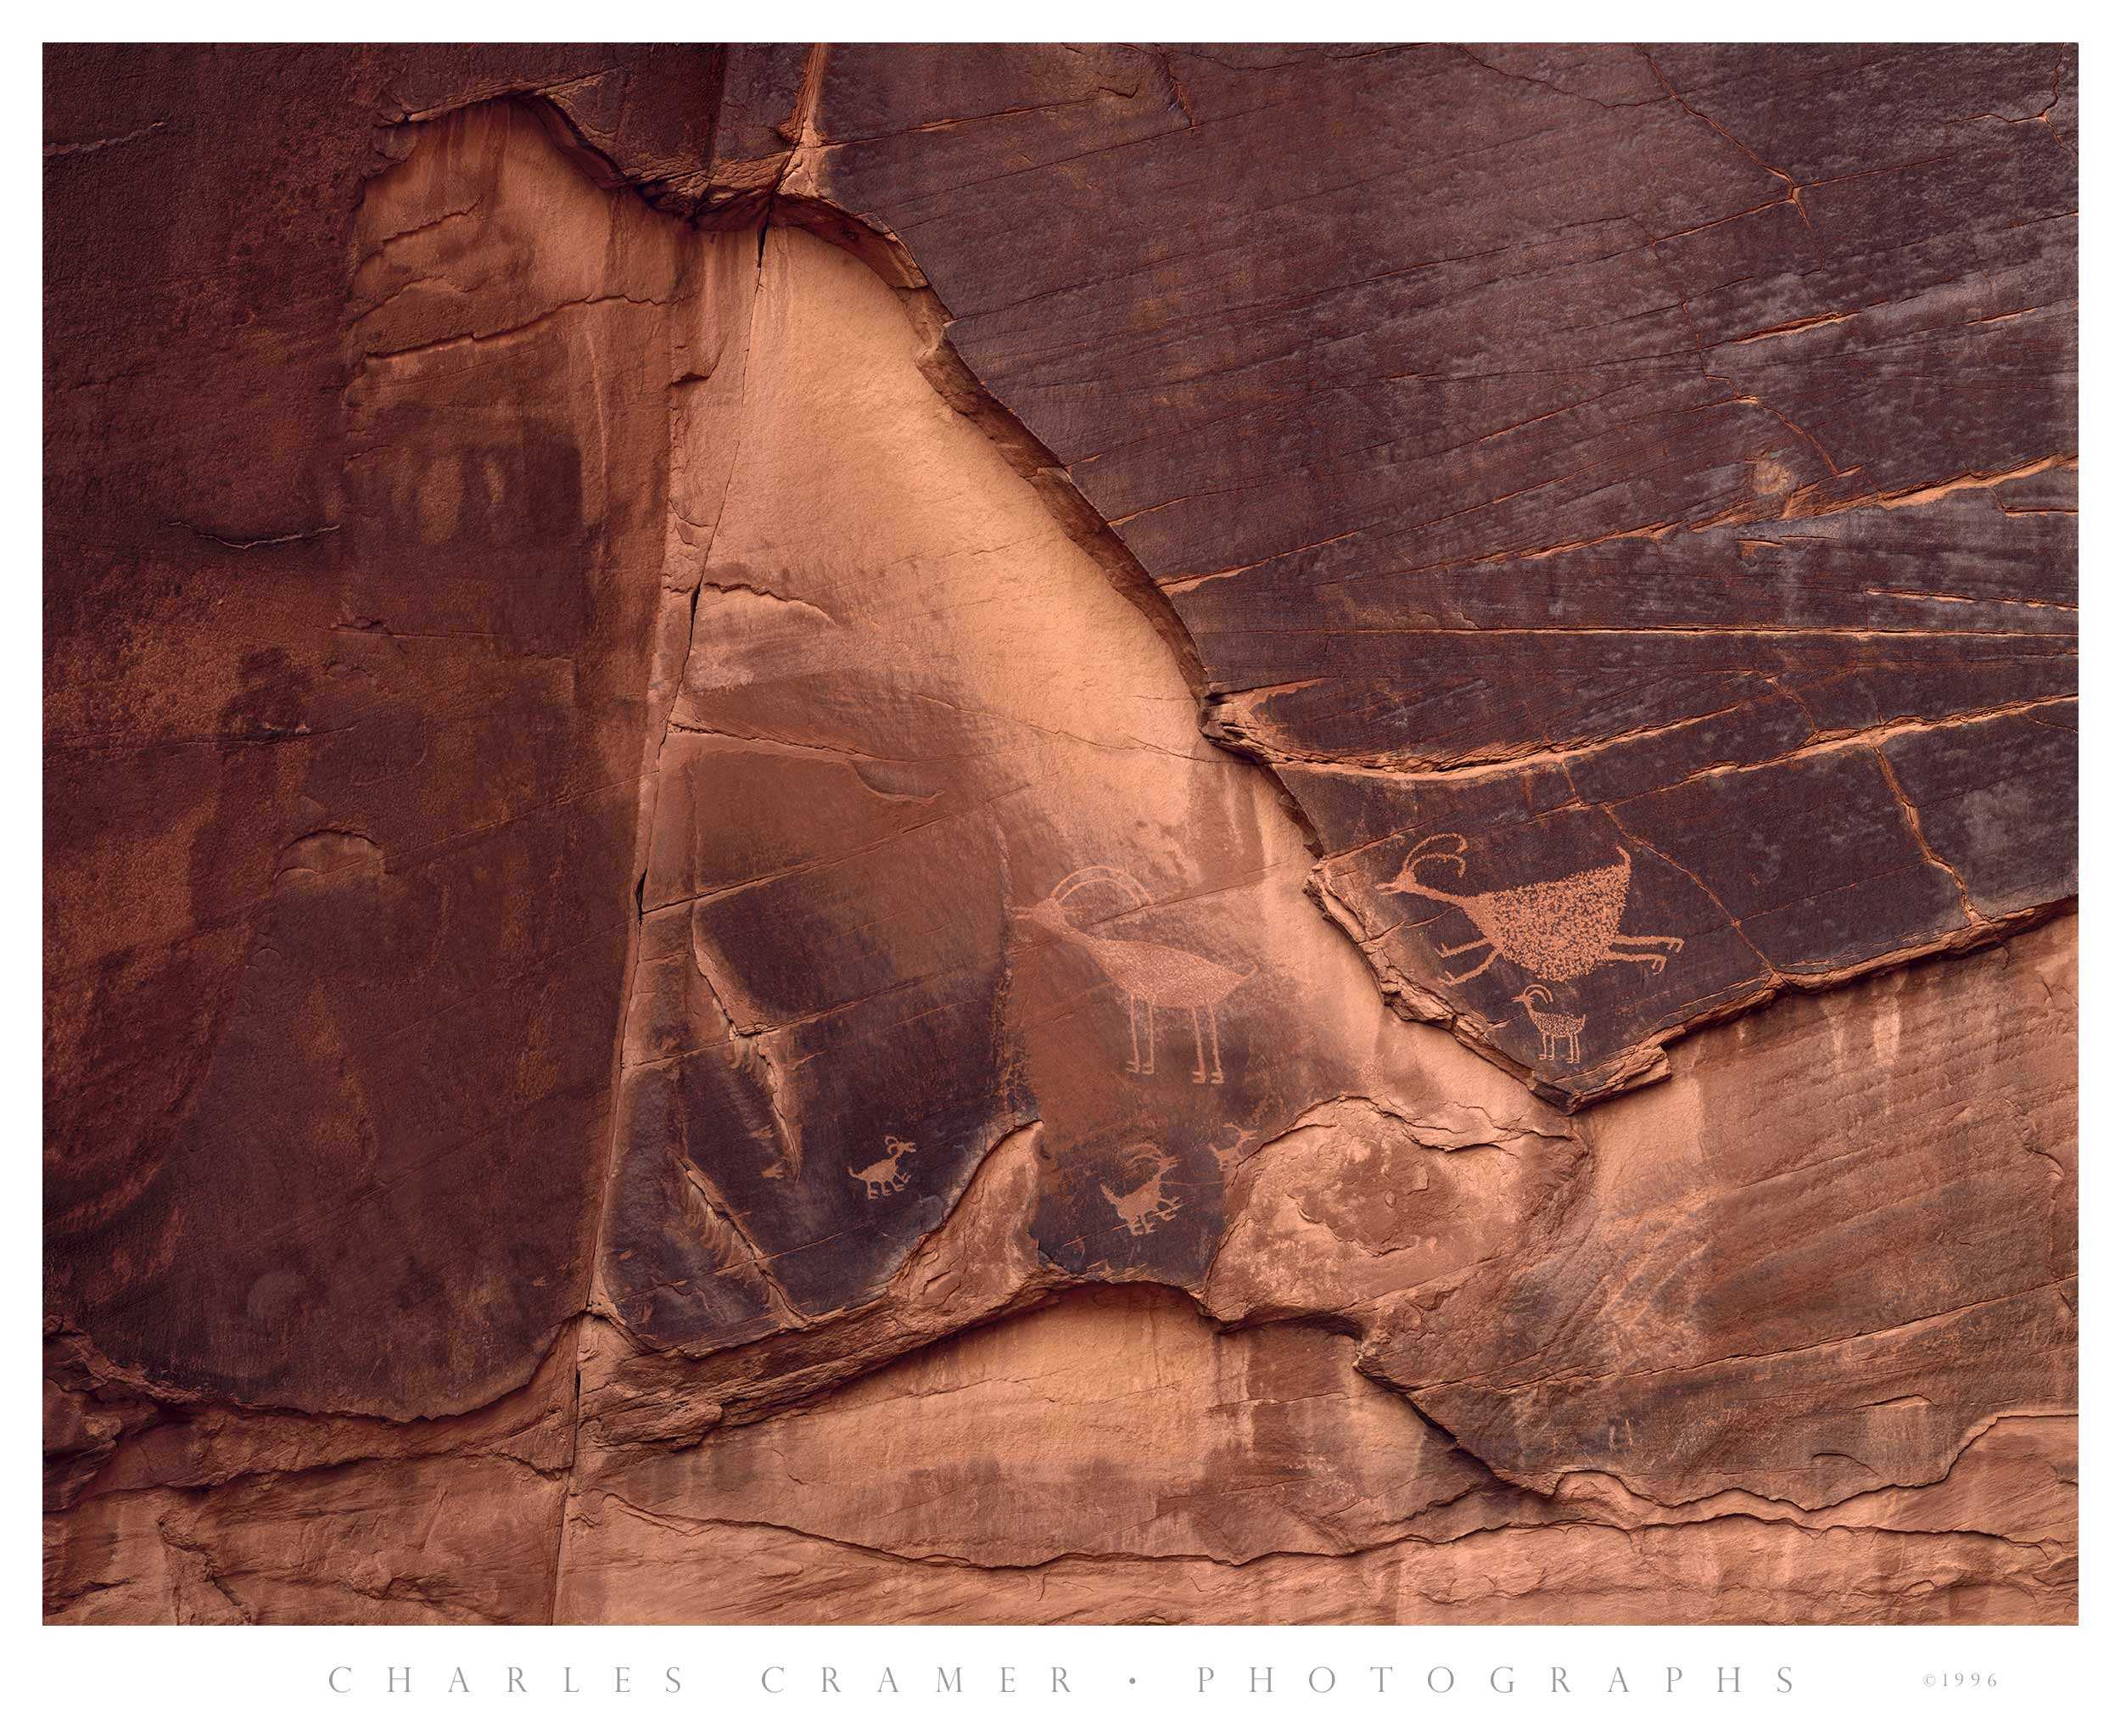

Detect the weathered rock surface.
xmin=785 ymin=42 xmax=2077 ymax=1103
xmin=45 ymin=44 xmax=2074 ymax=1624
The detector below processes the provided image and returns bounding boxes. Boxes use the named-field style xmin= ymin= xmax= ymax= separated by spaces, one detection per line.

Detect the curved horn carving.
xmin=1049 ymin=864 xmax=1151 ymax=910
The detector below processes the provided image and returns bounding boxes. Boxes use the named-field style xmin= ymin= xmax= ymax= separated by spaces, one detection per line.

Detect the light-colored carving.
xmin=1514 ymin=983 xmax=1587 ymax=1064
xmin=1376 ymin=833 xmax=1684 ymax=987
xmin=1016 ymin=866 xmax=1250 ymax=1084
xmin=1100 ymin=1154 xmax=1182 ymax=1238
xmin=848 ymin=1134 xmax=915 ymax=1199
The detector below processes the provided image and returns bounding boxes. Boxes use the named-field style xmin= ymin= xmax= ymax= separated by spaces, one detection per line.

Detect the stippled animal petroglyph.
xmin=1376 ymin=833 xmax=1684 ymax=987
xmin=848 ymin=1134 xmax=915 ymax=1199
xmin=1100 ymin=1153 xmax=1181 ymax=1238
xmin=1514 ymin=983 xmax=1587 ymax=1064
xmin=1015 ymin=865 xmax=1251 ymax=1084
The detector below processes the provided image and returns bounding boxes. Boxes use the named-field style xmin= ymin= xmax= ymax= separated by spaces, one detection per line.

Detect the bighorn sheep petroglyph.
xmin=1015 ymin=865 xmax=1251 ymax=1084
xmin=848 ymin=1134 xmax=915 ymax=1199
xmin=1513 ymin=983 xmax=1587 ymax=1064
xmin=1100 ymin=1154 xmax=1181 ymax=1237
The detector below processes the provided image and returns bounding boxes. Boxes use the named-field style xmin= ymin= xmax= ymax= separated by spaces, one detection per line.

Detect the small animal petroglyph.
xmin=1376 ymin=833 xmax=1684 ymax=986
xmin=1514 ymin=983 xmax=1587 ymax=1065
xmin=848 ymin=1134 xmax=915 ymax=1199
xmin=1014 ymin=865 xmax=1251 ymax=1084
xmin=1101 ymin=1154 xmax=1182 ymax=1238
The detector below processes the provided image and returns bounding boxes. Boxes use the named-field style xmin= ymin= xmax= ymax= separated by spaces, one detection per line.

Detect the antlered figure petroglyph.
xmin=1100 ymin=1154 xmax=1182 ymax=1237
xmin=1514 ymin=983 xmax=1587 ymax=1064
xmin=848 ymin=1134 xmax=915 ymax=1199
xmin=1016 ymin=865 xmax=1251 ymax=1084
xmin=1377 ymin=833 xmax=1684 ymax=986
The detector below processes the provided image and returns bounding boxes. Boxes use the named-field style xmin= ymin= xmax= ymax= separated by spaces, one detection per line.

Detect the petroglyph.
xmin=1100 ymin=1153 xmax=1182 ymax=1238
xmin=1016 ymin=866 xmax=1251 ymax=1084
xmin=848 ymin=1135 xmax=915 ymax=1200
xmin=1376 ymin=834 xmax=1684 ymax=988
xmin=1514 ymin=984 xmax=1587 ymax=1065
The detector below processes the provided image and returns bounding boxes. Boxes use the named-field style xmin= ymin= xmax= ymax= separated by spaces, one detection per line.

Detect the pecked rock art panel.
xmin=1295 ymin=712 xmax=2074 ymax=1106
xmin=45 ymin=45 xmax=2078 ymax=1627
xmin=586 ymin=174 xmax=1575 ymax=1357
xmin=792 ymin=42 xmax=2079 ymax=1106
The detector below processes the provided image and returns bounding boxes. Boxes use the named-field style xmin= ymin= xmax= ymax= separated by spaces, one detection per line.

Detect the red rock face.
xmin=45 ymin=46 xmax=2074 ymax=1624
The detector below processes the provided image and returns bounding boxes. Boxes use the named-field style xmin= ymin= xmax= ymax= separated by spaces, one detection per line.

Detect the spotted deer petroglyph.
xmin=848 ymin=1134 xmax=915 ymax=1199
xmin=1015 ymin=865 xmax=1251 ymax=1084
xmin=1100 ymin=1153 xmax=1181 ymax=1238
xmin=1376 ymin=833 xmax=1684 ymax=987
